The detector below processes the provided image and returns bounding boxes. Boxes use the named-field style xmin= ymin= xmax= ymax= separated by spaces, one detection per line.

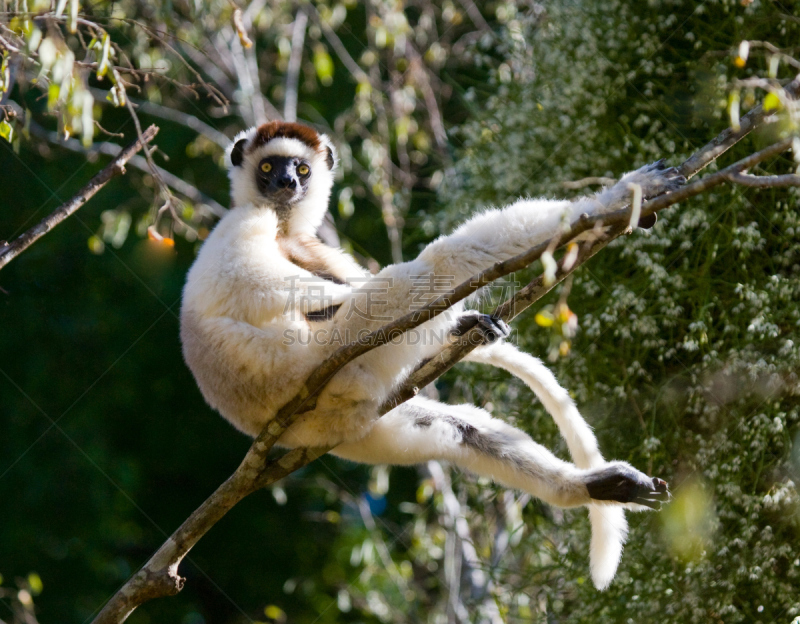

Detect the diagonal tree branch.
xmin=91 ymin=83 xmax=800 ymax=622
xmin=0 ymin=125 xmax=159 ymax=272
xmin=393 ymin=134 xmax=800 ymax=403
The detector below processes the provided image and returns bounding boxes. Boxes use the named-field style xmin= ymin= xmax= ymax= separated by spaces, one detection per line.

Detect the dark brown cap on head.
xmin=248 ymin=121 xmax=322 ymax=153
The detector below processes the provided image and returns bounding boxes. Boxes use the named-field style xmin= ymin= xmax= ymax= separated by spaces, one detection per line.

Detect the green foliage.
xmin=407 ymin=1 xmax=800 ymax=622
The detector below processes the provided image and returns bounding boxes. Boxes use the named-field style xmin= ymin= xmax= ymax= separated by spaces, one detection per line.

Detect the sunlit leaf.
xmin=728 ymin=90 xmax=741 ymax=132
xmin=81 ymin=90 xmax=94 ymax=147
xmin=0 ymin=119 xmax=13 ymax=143
xmin=88 ymin=235 xmax=105 ymax=254
xmin=27 ymin=573 xmax=43 ymax=596
xmin=313 ymin=44 xmax=334 ymax=86
xmin=661 ymin=478 xmax=717 ymax=562
xmin=763 ymin=92 xmax=781 ymax=111
xmin=68 ymin=0 xmax=79 ymax=33
xmin=37 ymin=37 xmax=56 ymax=71
xmin=768 ymin=54 xmax=780 ymax=78
xmin=541 ymin=250 xmax=557 ymax=285
xmin=263 ymin=605 xmax=286 ymax=623
xmin=96 ymin=33 xmax=111 ymax=79
xmin=535 ymin=307 xmax=555 ymax=327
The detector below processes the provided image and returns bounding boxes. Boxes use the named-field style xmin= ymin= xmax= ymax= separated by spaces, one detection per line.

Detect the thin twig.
xmin=307 ymin=4 xmax=370 ymax=84
xmin=89 ymin=88 xmax=230 ymax=148
xmin=456 ymin=0 xmax=491 ymax=32
xmin=724 ymin=171 xmax=800 ymax=187
xmin=0 ymin=125 xmax=159 ymax=271
xmin=26 ymin=119 xmax=227 ymax=217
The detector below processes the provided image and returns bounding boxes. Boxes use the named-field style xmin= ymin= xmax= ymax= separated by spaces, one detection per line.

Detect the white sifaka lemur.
xmin=180 ymin=121 xmax=677 ymax=590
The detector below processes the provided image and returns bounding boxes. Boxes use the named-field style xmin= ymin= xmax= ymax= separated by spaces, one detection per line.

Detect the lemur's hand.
xmin=620 ymin=159 xmax=686 ymax=200
xmin=611 ymin=159 xmax=685 ymax=230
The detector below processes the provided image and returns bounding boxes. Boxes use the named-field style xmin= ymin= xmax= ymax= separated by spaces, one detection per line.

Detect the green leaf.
xmin=0 ymin=119 xmax=14 ymax=143
xmin=313 ymin=44 xmax=334 ymax=86
xmin=96 ymin=33 xmax=111 ymax=79
xmin=763 ymin=92 xmax=781 ymax=112
xmin=27 ymin=573 xmax=43 ymax=596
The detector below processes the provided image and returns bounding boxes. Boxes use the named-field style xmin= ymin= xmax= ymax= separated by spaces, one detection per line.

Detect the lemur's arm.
xmin=416 ymin=161 xmax=684 ymax=285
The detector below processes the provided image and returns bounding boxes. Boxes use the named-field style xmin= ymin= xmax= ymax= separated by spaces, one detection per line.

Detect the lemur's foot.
xmin=622 ymin=159 xmax=686 ymax=200
xmin=585 ymin=462 xmax=670 ymax=510
xmin=452 ymin=312 xmax=510 ymax=345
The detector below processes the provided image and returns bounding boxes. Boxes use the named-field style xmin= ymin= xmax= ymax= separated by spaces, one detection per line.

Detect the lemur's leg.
xmin=330 ymin=397 xmax=668 ymax=510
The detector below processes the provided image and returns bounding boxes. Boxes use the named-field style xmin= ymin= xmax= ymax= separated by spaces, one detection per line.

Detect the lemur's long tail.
xmin=466 ymin=341 xmax=627 ymax=590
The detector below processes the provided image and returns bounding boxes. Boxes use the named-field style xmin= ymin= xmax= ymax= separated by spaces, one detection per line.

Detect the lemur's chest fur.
xmin=277 ymin=234 xmax=359 ymax=321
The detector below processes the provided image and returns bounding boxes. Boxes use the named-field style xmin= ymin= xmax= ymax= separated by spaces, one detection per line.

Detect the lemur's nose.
xmin=277 ymin=174 xmax=296 ymax=189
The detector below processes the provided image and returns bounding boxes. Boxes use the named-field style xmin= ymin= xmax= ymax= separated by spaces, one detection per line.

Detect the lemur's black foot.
xmin=452 ymin=312 xmax=510 ymax=346
xmin=585 ymin=462 xmax=670 ymax=510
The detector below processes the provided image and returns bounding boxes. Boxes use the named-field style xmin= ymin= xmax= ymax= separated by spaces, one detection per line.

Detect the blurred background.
xmin=1 ymin=0 xmax=799 ymax=622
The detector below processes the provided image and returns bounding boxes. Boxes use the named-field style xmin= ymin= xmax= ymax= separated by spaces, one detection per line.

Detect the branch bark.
xmin=91 ymin=83 xmax=800 ymax=622
xmin=0 ymin=125 xmax=159 ymax=272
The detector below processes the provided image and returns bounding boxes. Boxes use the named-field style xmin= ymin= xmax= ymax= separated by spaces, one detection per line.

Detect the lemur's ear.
xmin=230 ymin=138 xmax=248 ymax=167
xmin=320 ymin=134 xmax=337 ymax=171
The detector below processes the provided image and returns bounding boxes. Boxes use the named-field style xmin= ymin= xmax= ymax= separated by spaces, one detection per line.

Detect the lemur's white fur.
xmin=182 ymin=123 xmax=675 ymax=590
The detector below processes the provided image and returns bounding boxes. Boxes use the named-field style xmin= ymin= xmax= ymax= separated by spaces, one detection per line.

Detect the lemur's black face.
xmin=254 ymin=155 xmax=311 ymax=208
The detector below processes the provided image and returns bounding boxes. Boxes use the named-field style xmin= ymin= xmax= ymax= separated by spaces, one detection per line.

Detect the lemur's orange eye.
xmin=297 ymin=164 xmax=310 ymax=176
xmin=261 ymin=162 xmax=272 ymax=173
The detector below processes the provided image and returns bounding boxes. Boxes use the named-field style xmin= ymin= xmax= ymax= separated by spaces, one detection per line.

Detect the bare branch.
xmin=26 ymin=119 xmax=227 ymax=217
xmin=89 ymin=88 xmax=230 ymax=149
xmin=403 ymin=43 xmax=447 ymax=150
xmin=678 ymin=76 xmax=799 ymax=178
xmin=227 ymin=10 xmax=276 ymax=125
xmin=91 ymin=446 xmax=326 ymax=623
xmin=0 ymin=125 xmax=159 ymax=271
xmin=307 ymin=6 xmax=370 ymax=84
xmin=427 ymin=461 xmax=504 ymax=624
xmin=284 ymin=9 xmax=307 ymax=122
xmin=724 ymin=171 xmax=800 ymax=187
